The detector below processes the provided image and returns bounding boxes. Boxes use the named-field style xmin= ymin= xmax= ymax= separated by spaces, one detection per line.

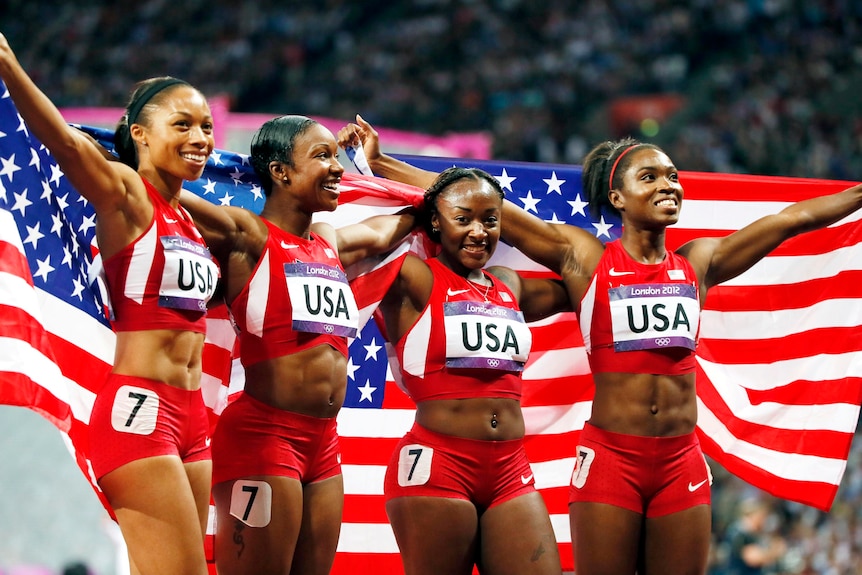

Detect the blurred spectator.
xmin=60 ymin=563 xmax=91 ymax=575
xmin=708 ymin=438 xmax=862 ymax=575
xmin=724 ymin=497 xmax=787 ymax=574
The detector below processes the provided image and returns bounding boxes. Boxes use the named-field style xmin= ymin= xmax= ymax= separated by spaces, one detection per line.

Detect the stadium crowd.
xmin=5 ymin=0 xmax=862 ymax=180
xmin=2 ymin=1 xmax=862 ymax=573
xmin=707 ymin=446 xmax=862 ymax=574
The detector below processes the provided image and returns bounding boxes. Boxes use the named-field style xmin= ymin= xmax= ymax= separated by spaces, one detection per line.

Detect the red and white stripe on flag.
xmin=671 ymin=171 xmax=862 ymax=511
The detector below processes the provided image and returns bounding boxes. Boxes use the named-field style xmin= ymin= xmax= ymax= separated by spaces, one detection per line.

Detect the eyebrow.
xmin=168 ymin=110 xmax=213 ymax=121
xmin=637 ymin=164 xmax=676 ymax=173
xmin=308 ymin=140 xmax=335 ymax=151
xmin=448 ymin=205 xmax=500 ymax=214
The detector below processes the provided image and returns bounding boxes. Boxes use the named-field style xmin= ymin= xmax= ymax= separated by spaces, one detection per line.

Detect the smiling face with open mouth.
xmin=431 ymin=177 xmax=502 ymax=278
xmin=610 ymin=147 xmax=684 ymax=230
xmin=285 ymin=122 xmax=345 ymax=213
xmin=133 ymin=85 xmax=214 ymax=184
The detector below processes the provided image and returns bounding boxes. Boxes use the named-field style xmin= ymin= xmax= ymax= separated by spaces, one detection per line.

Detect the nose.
xmin=188 ymin=125 xmax=210 ymax=147
xmin=331 ymin=155 xmax=345 ymax=174
xmin=658 ymin=175 xmax=679 ymax=191
xmin=468 ymin=221 xmax=488 ymax=238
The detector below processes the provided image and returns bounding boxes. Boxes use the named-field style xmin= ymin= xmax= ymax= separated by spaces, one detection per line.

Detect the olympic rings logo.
xmin=324 ymin=325 xmax=334 ymax=333
xmin=655 ymin=337 xmax=671 ymax=346
xmin=487 ymin=359 xmax=500 ymax=368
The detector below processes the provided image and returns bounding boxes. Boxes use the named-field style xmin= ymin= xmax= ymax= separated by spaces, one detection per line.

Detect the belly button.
xmin=650 ymin=405 xmax=658 ymax=415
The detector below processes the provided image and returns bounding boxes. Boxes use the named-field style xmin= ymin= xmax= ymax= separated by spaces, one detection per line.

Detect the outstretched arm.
xmin=0 ymin=34 xmax=136 ymax=213
xmin=333 ymin=208 xmax=418 ymax=268
xmin=679 ymin=182 xmax=862 ymax=290
xmin=338 ymin=114 xmax=604 ymax=287
xmin=500 ymin=200 xmax=604 ymax=284
xmin=337 ymin=114 xmax=437 ymax=189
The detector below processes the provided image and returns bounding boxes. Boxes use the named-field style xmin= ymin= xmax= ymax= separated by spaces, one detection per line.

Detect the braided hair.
xmin=422 ymin=166 xmax=505 ymax=242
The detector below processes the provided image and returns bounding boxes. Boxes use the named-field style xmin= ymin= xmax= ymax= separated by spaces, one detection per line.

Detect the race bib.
xmin=284 ymin=262 xmax=359 ymax=337
xmin=230 ymin=479 xmax=272 ymax=528
xmin=443 ymin=301 xmax=531 ymax=371
xmin=159 ymin=235 xmax=218 ymax=311
xmin=609 ymin=282 xmax=699 ymax=351
xmin=110 ymin=385 xmax=159 ymax=435
xmin=396 ymin=444 xmax=433 ymax=487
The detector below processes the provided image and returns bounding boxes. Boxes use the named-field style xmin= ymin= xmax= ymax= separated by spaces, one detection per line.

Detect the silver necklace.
xmin=467 ymin=272 xmax=492 ymax=303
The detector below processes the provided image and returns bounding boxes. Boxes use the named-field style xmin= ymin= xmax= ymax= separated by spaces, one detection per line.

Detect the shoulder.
xmin=395 ymin=254 xmax=434 ymax=292
xmin=402 ymin=253 xmax=431 ymax=277
xmin=674 ymin=237 xmax=719 ymax=277
xmin=310 ymin=221 xmax=338 ymax=248
xmin=382 ymin=253 xmax=432 ymax=306
xmin=486 ymin=265 xmax=520 ymax=291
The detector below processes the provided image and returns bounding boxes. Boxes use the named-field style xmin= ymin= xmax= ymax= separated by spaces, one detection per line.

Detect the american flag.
xmin=396 ymin=155 xmax=862 ymax=517
xmin=1 ymin=80 xmax=861 ymax=575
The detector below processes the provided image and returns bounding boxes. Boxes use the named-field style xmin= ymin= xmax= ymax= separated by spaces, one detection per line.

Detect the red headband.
xmin=608 ymin=144 xmax=638 ymax=190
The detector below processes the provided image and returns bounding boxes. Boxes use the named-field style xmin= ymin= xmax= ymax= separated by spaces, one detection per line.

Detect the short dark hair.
xmin=250 ymin=115 xmax=318 ymax=197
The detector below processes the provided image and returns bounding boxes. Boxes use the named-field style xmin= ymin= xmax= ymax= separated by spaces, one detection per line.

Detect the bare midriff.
xmin=588 ymin=371 xmax=698 ymax=437
xmin=112 ymin=328 xmax=206 ymax=390
xmin=243 ymin=344 xmax=348 ymax=418
xmin=416 ymin=397 xmax=525 ymax=441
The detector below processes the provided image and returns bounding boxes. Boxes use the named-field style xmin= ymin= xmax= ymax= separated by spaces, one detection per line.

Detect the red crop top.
xmin=102 ymin=177 xmax=218 ymax=334
xmin=394 ymin=258 xmax=532 ymax=402
xmin=230 ymin=219 xmax=359 ymax=368
xmin=579 ymin=240 xmax=699 ymax=375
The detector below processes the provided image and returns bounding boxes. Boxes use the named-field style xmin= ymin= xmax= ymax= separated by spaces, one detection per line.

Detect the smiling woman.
xmin=488 ymin=138 xmax=862 ymax=575
xmin=176 ymin=114 xmax=418 ymax=575
xmin=0 ymin=32 xmax=220 ymax=575
xmin=330 ymin=152 xmax=571 ymax=573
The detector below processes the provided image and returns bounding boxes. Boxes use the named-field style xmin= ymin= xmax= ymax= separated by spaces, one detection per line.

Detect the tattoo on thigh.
xmin=531 ymin=541 xmax=546 ymax=562
xmin=233 ymin=519 xmax=246 ymax=558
